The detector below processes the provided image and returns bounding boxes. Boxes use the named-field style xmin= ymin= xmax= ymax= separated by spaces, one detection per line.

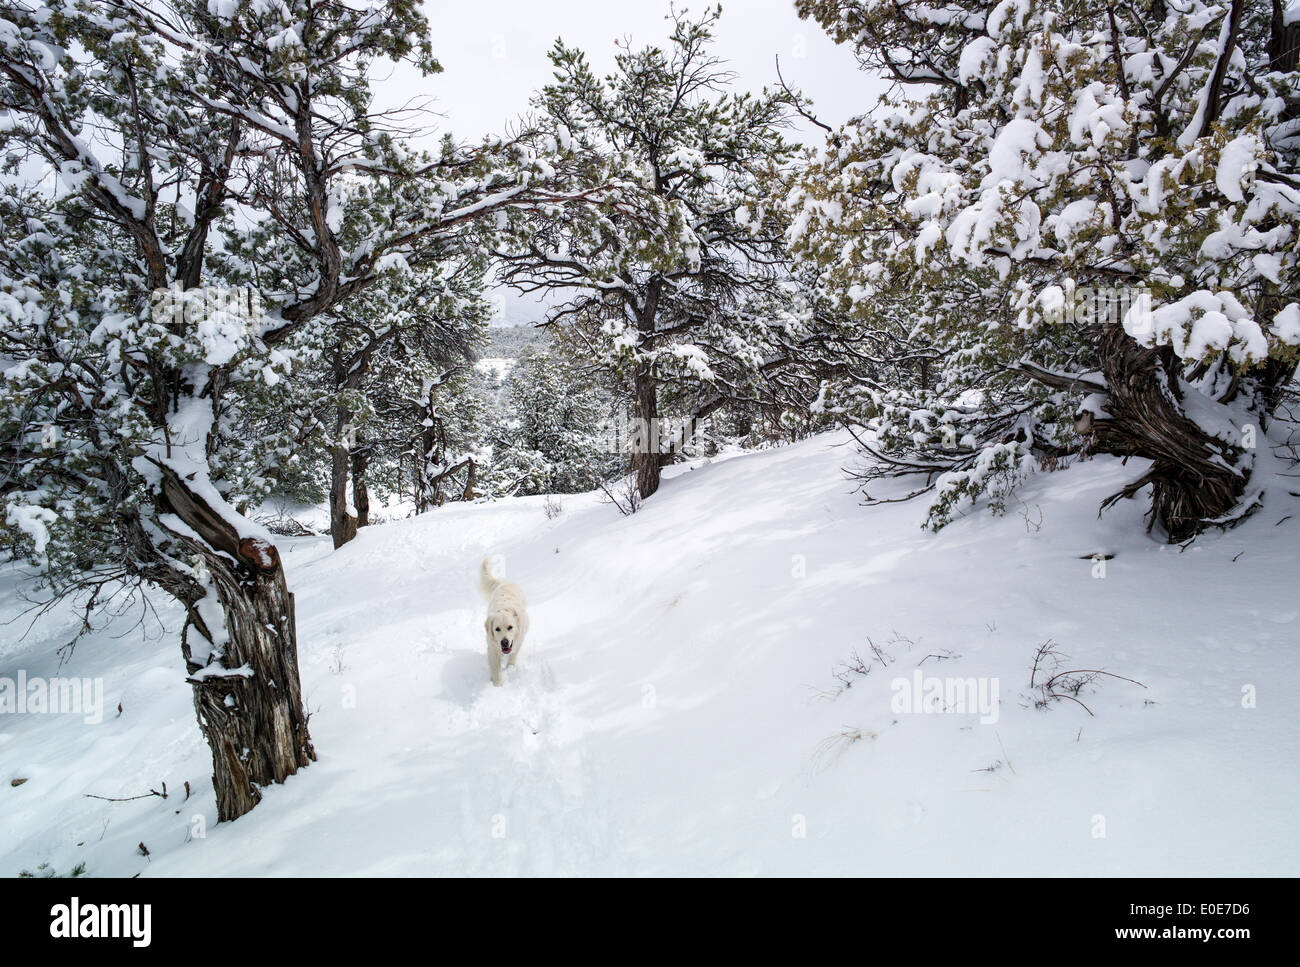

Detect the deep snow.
xmin=2 ymin=431 xmax=1297 ymax=875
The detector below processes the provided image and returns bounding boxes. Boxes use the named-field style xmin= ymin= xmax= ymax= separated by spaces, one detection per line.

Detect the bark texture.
xmin=329 ymin=443 xmax=358 ymax=549
xmin=632 ymin=366 xmax=664 ymax=499
xmin=160 ymin=468 xmax=315 ymax=822
xmin=1080 ymin=326 xmax=1253 ymax=541
xmin=352 ymin=442 xmax=371 ymax=527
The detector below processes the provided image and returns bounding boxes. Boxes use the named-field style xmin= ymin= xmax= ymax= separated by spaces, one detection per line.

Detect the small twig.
xmin=1028 ymin=638 xmax=1060 ymax=689
xmin=918 ymin=651 xmax=959 ymax=665
xmin=774 ymin=55 xmax=834 ymax=134
xmin=995 ymin=731 xmax=1016 ymax=776
xmin=1044 ymin=668 xmax=1148 ymax=690
xmin=597 ymin=477 xmax=642 ymax=516
xmin=85 ymin=783 xmax=168 ymax=803
xmin=1052 ymin=692 xmax=1095 ymax=716
xmin=869 ymin=638 xmax=894 ymax=668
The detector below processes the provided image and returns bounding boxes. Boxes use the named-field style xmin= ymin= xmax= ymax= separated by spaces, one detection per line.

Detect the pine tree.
xmin=487 ymin=345 xmax=624 ymax=495
xmin=254 ymin=255 xmax=491 ymax=546
xmin=495 ymin=5 xmax=802 ymax=498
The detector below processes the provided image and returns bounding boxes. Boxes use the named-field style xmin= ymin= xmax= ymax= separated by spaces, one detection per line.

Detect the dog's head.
xmin=486 ymin=608 xmax=520 ymax=655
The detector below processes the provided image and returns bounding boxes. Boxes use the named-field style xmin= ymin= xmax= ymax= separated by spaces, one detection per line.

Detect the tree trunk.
xmin=462 ymin=457 xmax=477 ymax=501
xmin=417 ymin=432 xmax=439 ymax=511
xmin=1080 ymin=326 xmax=1254 ymax=541
xmin=413 ymin=392 xmax=441 ymax=514
xmin=329 ymin=444 xmax=358 ymax=549
xmin=329 ymin=354 xmax=363 ymax=545
xmin=632 ymin=366 xmax=663 ymax=499
xmin=631 ymin=280 xmax=667 ymax=500
xmin=352 ymin=443 xmax=370 ymax=528
xmin=1270 ymin=0 xmax=1300 ymax=73
xmin=158 ymin=469 xmax=315 ymax=823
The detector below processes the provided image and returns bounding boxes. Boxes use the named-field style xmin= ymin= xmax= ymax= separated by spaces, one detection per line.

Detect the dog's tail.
xmin=478 ymin=556 xmax=500 ymax=599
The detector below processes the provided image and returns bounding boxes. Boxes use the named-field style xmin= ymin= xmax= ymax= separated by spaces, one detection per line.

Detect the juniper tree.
xmin=792 ymin=0 xmax=1300 ymax=538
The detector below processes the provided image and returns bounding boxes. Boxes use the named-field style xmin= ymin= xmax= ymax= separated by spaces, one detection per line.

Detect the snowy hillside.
xmin=4 ymin=432 xmax=1297 ymax=876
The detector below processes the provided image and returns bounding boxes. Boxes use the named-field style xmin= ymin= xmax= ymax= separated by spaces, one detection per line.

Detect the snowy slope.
xmin=3 ymin=431 xmax=1298 ymax=876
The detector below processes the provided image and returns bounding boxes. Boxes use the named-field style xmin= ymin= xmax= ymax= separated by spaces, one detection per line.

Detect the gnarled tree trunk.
xmin=328 ymin=399 xmax=360 ymax=548
xmin=413 ymin=386 xmax=442 ymax=513
xmin=462 ymin=457 xmax=477 ymax=501
xmin=160 ymin=469 xmax=315 ymax=822
xmin=1080 ymin=326 xmax=1256 ymax=540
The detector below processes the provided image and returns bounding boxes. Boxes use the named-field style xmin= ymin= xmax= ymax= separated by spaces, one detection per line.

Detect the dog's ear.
xmin=484 ymin=614 xmax=494 ymax=635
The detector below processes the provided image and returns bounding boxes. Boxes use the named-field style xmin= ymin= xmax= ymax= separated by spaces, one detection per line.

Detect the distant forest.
xmin=484 ymin=324 xmax=551 ymax=359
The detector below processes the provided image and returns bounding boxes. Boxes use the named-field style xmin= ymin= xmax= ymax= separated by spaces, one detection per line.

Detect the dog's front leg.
xmin=488 ymin=640 xmax=503 ymax=687
xmin=509 ymin=615 xmax=529 ymax=668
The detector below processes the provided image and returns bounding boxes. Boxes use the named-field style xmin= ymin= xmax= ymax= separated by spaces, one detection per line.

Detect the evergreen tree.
xmin=0 ymin=0 xmax=606 ymax=820
xmin=496 ymin=5 xmax=803 ymax=498
xmin=487 ymin=345 xmax=624 ymax=495
xmin=792 ymin=0 xmax=1300 ymax=537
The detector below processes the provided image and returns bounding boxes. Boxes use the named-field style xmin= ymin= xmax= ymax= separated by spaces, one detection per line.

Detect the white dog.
xmin=478 ymin=557 xmax=529 ymax=687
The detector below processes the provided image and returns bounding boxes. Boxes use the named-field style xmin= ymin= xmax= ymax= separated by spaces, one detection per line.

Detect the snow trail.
xmin=4 ymin=432 xmax=1299 ymax=875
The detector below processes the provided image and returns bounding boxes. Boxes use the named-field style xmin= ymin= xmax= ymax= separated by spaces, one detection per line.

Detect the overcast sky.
xmin=377 ymin=1 xmax=887 ymax=325
xmin=398 ymin=0 xmax=879 ymax=141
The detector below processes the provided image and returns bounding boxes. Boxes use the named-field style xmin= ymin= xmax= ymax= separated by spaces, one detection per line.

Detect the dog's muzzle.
xmin=499 ymin=639 xmax=512 ymax=654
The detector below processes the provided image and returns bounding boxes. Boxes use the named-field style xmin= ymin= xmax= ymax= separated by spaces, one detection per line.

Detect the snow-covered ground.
xmin=253 ymin=494 xmax=413 ymax=535
xmin=2 ymin=431 xmax=1297 ymax=875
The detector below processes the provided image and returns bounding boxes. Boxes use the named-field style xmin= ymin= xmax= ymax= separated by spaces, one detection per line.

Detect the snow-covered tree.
xmin=487 ymin=345 xmax=624 ymax=495
xmin=258 ymin=254 xmax=491 ymax=546
xmin=495 ymin=6 xmax=803 ymax=498
xmin=408 ymin=361 xmax=495 ymax=510
xmin=0 ymin=0 xmax=609 ymax=820
xmin=792 ymin=0 xmax=1300 ymax=538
